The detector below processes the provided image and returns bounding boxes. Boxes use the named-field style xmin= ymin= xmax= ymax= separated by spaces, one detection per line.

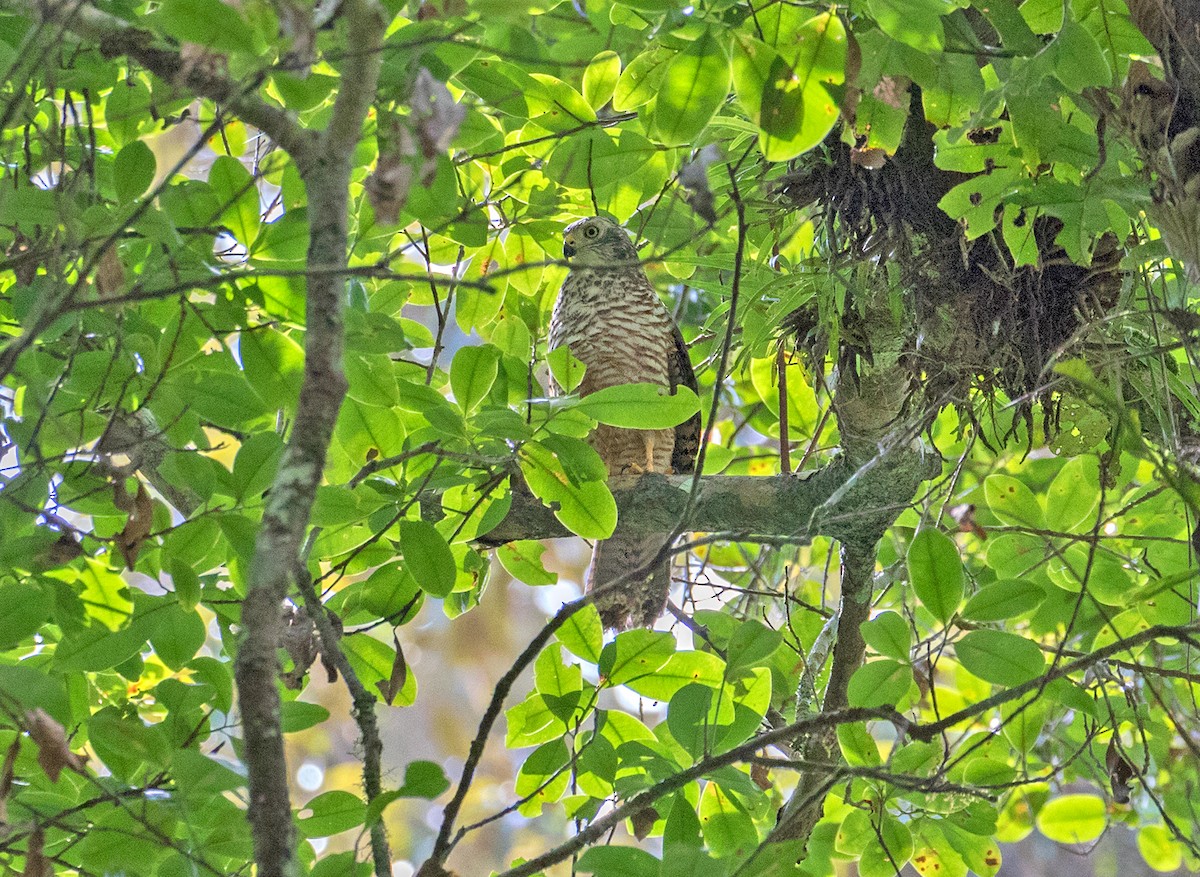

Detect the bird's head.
xmin=562 ymin=216 xmax=640 ymax=266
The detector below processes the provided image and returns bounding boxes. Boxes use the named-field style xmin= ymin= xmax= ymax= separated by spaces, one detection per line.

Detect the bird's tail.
xmin=586 ymin=533 xmax=673 ymax=630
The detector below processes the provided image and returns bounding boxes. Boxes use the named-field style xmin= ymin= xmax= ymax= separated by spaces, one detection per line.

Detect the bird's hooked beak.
xmin=563 ymin=238 xmax=576 ymax=259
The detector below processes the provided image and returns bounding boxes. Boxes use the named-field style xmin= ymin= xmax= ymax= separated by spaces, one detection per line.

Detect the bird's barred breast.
xmin=549 ymin=271 xmax=675 ymax=392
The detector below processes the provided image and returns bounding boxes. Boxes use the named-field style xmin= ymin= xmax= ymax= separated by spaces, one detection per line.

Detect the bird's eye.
xmin=584 ymin=225 xmax=599 ymax=238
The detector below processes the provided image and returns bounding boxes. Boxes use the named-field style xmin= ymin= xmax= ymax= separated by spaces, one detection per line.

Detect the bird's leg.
xmin=641 ymin=431 xmax=656 ymax=474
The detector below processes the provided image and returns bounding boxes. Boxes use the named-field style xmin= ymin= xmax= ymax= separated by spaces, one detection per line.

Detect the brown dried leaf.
xmin=629 ymin=806 xmax=658 ymax=840
xmin=7 ymin=231 xmax=39 ymax=286
xmin=0 ymin=736 xmax=19 ymax=823
xmin=115 ymin=480 xmax=154 ymax=569
xmin=94 ymin=244 xmax=125 ymax=297
xmin=35 ymin=530 xmax=84 ymax=569
xmin=873 ymin=76 xmax=909 ymax=110
xmin=375 ymin=630 xmax=408 ymax=705
xmin=280 ymin=605 xmax=319 ymax=690
xmin=849 ymin=146 xmax=888 ymax=170
xmin=412 ymin=67 xmax=465 ymax=161
xmin=365 ymin=134 xmax=417 ymax=226
xmin=678 ymin=144 xmax=721 ymax=225
xmin=25 ymin=709 xmax=87 ymax=783
xmin=751 ymin=761 xmax=772 ymax=790
xmin=1106 ymin=737 xmax=1137 ymax=804
xmin=949 ymin=503 xmax=987 ymax=540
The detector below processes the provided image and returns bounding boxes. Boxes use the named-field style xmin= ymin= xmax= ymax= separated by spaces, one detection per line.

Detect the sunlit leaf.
xmin=1036 ymin=794 xmax=1106 ymax=844
xmin=651 ymin=29 xmax=730 ymax=147
xmin=956 ymin=630 xmax=1046 ymax=686
xmin=907 ymin=528 xmax=964 ymax=624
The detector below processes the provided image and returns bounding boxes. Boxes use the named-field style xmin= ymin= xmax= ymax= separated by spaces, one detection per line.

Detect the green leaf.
xmin=1045 ymin=544 xmax=1133 ymax=605
xmin=208 ymin=156 xmax=261 ymax=250
xmin=847 ymin=659 xmax=912 ymax=708
xmin=922 ymin=53 xmax=985 ymax=128
xmin=1020 ymin=0 xmax=1063 ymax=32
xmin=520 ymin=441 xmax=616 ymax=540
xmin=297 ymin=790 xmax=366 ymax=838
xmin=599 ymin=629 xmax=675 ymax=685
xmin=1035 ymin=794 xmax=1106 ymax=844
xmin=346 ymin=354 xmax=401 ymax=407
xmin=699 ymin=781 xmax=757 ymax=859
xmin=583 ymin=50 xmax=621 ymax=110
xmin=860 ymin=610 xmax=910 ymax=660
xmin=1044 ymin=457 xmax=1099 ymax=533
xmin=975 ymin=0 xmax=1039 ymax=55
xmin=726 ymin=619 xmax=783 ymax=671
xmin=858 ymin=813 xmax=914 ymax=877
xmin=535 ymin=643 xmax=583 ymax=700
xmin=663 ymin=794 xmax=709 ymax=877
xmin=364 ymin=761 xmax=451 ymax=826
xmin=170 ymin=559 xmax=202 ymax=611
xmin=88 ymin=706 xmax=170 ymax=780
xmin=515 ymin=738 xmax=570 ymax=815
xmin=961 ymin=579 xmax=1046 ymax=621
xmin=576 ymin=383 xmax=700 ymax=429
xmin=104 ymin=79 xmax=152 ymax=145
xmin=397 ymin=759 xmax=450 ymax=798
xmin=156 ymin=0 xmax=257 ymax=53
xmin=984 ymin=474 xmax=1045 ymax=528
xmin=623 ymin=650 xmax=725 ymax=700
xmin=576 ymin=845 xmax=661 ymax=876
xmin=0 ymin=665 xmax=72 ymax=724
xmin=906 ymin=528 xmax=964 ymax=624
xmin=651 ymin=29 xmax=730 ymax=147
xmin=668 ymin=683 xmax=734 ymax=756
xmin=937 ymin=166 xmax=1023 ymax=239
xmin=281 ymin=700 xmax=330 ymax=732
xmin=148 ymin=603 xmax=207 ymax=670
xmin=956 ymin=630 xmax=1046 ymax=686
xmin=497 ymin=540 xmax=558 ymax=585
xmin=867 ymin=0 xmax=948 ymax=51
xmin=75 ymin=558 xmax=134 ymax=631
xmin=984 ymin=533 xmax=1045 ymax=577
xmin=343 ymin=634 xmax=417 ymax=707
xmin=1051 ymin=22 xmax=1110 ymax=93
xmin=613 ymin=44 xmax=675 ymax=111
xmin=528 ymin=73 xmax=596 ymax=130
xmin=505 ymin=692 xmax=565 ymax=748
xmin=837 ymin=722 xmax=881 ymax=766
xmin=398 ymin=519 xmax=457 ymax=598
xmin=450 ymin=344 xmax=499 ymax=414
xmin=0 ymin=580 xmax=52 ymax=648
xmin=1000 ymin=694 xmax=1051 ymax=753
xmin=113 ymin=140 xmax=156 ymax=202
xmin=358 ymin=562 xmax=422 ymax=621
xmin=1137 ymin=825 xmax=1184 ymax=872
xmin=557 ymin=604 xmax=604 ymax=663
xmin=232 ymin=432 xmax=283 ymax=501
xmin=730 ymin=13 xmax=846 ymax=161
xmin=547 ymin=344 xmax=587 ymax=394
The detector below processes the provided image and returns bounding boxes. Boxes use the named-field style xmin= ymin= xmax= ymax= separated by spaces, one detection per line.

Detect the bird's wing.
xmin=669 ymin=321 xmax=701 ymax=475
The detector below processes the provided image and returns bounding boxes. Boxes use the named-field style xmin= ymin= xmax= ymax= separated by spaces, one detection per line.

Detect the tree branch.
xmin=230 ymin=0 xmax=385 ymax=874
xmin=294 ymin=563 xmax=392 ymax=875
xmin=473 ymin=454 xmax=939 ymax=548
